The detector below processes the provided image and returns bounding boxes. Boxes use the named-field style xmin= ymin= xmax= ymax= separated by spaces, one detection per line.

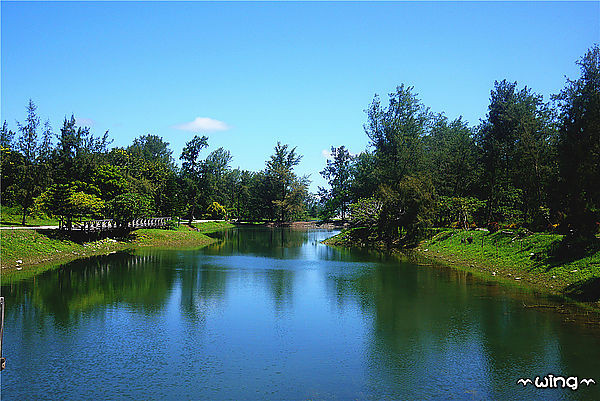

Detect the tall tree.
xmin=349 ymin=151 xmax=378 ymax=202
xmin=319 ymin=145 xmax=353 ymax=220
xmin=265 ymin=142 xmax=304 ymax=222
xmin=17 ymin=99 xmax=41 ymax=162
xmin=125 ymin=134 xmax=178 ymax=216
xmin=477 ymin=80 xmax=555 ymax=226
xmin=363 ymin=86 xmax=433 ymax=241
xmin=53 ymin=115 xmax=111 ymax=184
xmin=127 ymin=134 xmax=174 ymax=166
xmin=14 ymin=100 xmax=51 ymax=224
xmin=364 ymin=84 xmax=431 ymax=186
xmin=0 ymin=120 xmax=16 ymax=148
xmin=201 ymin=147 xmax=233 ymax=208
xmin=180 ymin=135 xmax=209 ymax=223
xmin=0 ymin=121 xmax=20 ymax=206
xmin=425 ymin=114 xmax=479 ymax=198
xmin=554 ymin=44 xmax=600 ymax=239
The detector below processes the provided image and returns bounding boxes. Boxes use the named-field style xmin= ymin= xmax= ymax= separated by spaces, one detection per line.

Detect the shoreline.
xmin=0 ymin=222 xmax=234 ymax=282
xmin=322 ymin=228 xmax=600 ymax=313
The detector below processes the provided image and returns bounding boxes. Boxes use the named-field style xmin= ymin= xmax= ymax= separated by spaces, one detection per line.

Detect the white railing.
xmin=61 ymin=217 xmax=173 ymax=231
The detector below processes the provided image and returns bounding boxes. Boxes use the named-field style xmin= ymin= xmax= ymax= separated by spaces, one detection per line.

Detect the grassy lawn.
xmin=0 ymin=206 xmax=59 ymax=226
xmin=0 ymin=215 xmax=59 ymax=227
xmin=189 ymin=221 xmax=235 ymax=233
xmin=419 ymin=229 xmax=599 ymax=287
xmin=0 ymin=221 xmax=235 ymax=280
xmin=129 ymin=226 xmax=218 ymax=248
xmin=0 ymin=229 xmax=129 ymax=278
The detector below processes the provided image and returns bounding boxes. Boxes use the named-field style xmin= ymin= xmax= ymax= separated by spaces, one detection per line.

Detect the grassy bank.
xmin=0 ymin=206 xmax=59 ymax=226
xmin=0 ymin=221 xmax=234 ymax=280
xmin=324 ymin=227 xmax=600 ymax=307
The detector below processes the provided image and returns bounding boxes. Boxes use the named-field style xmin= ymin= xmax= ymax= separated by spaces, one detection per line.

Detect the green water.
xmin=1 ymin=228 xmax=599 ymax=400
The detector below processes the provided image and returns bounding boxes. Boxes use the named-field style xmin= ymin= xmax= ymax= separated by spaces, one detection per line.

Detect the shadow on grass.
xmin=543 ymin=238 xmax=600 ymax=272
xmin=563 ymin=277 xmax=600 ymax=302
xmin=38 ymin=228 xmax=132 ymax=244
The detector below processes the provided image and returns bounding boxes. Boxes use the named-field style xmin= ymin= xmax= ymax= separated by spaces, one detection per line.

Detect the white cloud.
xmin=322 ymin=149 xmax=358 ymax=159
xmin=321 ymin=149 xmax=333 ymax=159
xmin=75 ymin=117 xmax=95 ymax=127
xmin=173 ymin=117 xmax=230 ymax=132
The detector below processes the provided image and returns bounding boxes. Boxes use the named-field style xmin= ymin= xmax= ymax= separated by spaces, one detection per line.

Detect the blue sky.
xmin=2 ymin=1 xmax=598 ymax=191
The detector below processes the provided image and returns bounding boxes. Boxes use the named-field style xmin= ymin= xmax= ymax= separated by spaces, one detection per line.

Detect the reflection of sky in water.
xmin=1 ymin=228 xmax=599 ymax=400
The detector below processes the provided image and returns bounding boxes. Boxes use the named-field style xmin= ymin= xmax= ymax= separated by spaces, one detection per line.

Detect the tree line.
xmin=1 ymin=45 xmax=598 ymax=242
xmin=318 ymin=45 xmax=599 ymax=245
xmin=1 ymin=110 xmax=311 ymax=226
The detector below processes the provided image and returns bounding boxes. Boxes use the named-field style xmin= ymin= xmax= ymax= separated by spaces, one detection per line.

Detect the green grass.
xmin=0 ymin=215 xmax=59 ymax=226
xmin=0 ymin=206 xmax=59 ymax=226
xmin=422 ymin=229 xmax=598 ymax=279
xmin=0 ymin=222 xmax=235 ymax=280
xmin=418 ymin=229 xmax=600 ymax=301
xmin=189 ymin=221 xmax=235 ymax=233
xmin=1 ymin=230 xmax=130 ymax=280
xmin=130 ymin=227 xmax=216 ymax=248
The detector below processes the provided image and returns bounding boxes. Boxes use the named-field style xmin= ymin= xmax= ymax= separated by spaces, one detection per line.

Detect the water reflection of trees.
xmin=264 ymin=267 xmax=295 ymax=311
xmin=204 ymin=227 xmax=309 ymax=259
xmin=178 ymin=259 xmax=229 ymax=320
xmin=325 ymin=262 xmax=600 ymax=399
xmin=2 ymin=251 xmax=177 ymax=325
xmin=200 ymin=228 xmax=310 ymax=311
xmin=2 ymin=227 xmax=313 ymax=328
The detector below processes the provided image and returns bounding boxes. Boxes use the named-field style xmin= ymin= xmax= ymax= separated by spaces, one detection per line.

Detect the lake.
xmin=1 ymin=227 xmax=599 ymax=400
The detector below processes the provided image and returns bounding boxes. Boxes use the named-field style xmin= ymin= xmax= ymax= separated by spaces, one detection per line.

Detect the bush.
xmin=35 ymin=184 xmax=104 ymax=220
xmin=349 ymin=197 xmax=382 ymax=227
xmin=106 ymin=192 xmax=154 ymax=226
xmin=206 ymin=202 xmax=227 ymax=220
xmin=69 ymin=191 xmax=105 ymax=218
xmin=164 ymin=219 xmax=178 ymax=230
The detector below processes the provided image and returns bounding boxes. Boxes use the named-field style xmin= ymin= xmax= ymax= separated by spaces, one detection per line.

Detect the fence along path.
xmin=59 ymin=217 xmax=173 ymax=231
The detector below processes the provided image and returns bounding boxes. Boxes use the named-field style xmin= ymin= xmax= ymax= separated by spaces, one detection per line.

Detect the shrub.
xmin=164 ymin=219 xmax=178 ymax=230
xmin=349 ymin=197 xmax=382 ymax=227
xmin=206 ymin=202 xmax=227 ymax=220
xmin=35 ymin=184 xmax=104 ymax=220
xmin=106 ymin=192 xmax=154 ymax=226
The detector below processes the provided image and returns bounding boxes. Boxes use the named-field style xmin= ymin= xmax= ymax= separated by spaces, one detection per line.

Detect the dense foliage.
xmin=1 ymin=45 xmax=598 ymax=242
xmin=316 ymin=45 xmax=599 ymax=245
xmin=1 ymin=115 xmax=312 ymax=225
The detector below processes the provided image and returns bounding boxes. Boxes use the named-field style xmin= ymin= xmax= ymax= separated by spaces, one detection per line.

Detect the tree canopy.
xmin=1 ymin=45 xmax=598 ymax=243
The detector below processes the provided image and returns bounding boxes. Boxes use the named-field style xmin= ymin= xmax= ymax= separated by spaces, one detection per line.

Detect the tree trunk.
xmin=188 ymin=204 xmax=195 ymax=225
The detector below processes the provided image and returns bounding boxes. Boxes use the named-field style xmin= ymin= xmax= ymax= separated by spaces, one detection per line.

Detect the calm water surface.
xmin=2 ymin=228 xmax=599 ymax=400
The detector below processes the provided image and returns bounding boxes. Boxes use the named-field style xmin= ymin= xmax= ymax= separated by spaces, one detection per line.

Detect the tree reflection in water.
xmin=2 ymin=228 xmax=599 ymax=400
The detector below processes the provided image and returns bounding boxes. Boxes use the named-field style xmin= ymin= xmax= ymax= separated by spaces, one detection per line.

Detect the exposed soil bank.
xmin=0 ymin=222 xmax=234 ymax=280
xmin=323 ymin=227 xmax=600 ymax=310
